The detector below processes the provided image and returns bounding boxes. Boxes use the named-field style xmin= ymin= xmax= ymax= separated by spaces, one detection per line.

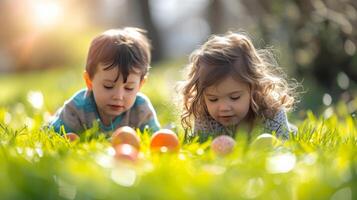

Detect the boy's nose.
xmin=113 ymin=89 xmax=124 ymax=100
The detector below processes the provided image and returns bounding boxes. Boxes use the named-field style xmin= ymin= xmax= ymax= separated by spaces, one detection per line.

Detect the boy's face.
xmin=91 ymin=64 xmax=144 ymax=125
xmin=203 ymin=75 xmax=251 ymax=127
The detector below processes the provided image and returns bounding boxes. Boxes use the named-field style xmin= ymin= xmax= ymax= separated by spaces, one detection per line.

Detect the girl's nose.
xmin=218 ymin=102 xmax=232 ymax=112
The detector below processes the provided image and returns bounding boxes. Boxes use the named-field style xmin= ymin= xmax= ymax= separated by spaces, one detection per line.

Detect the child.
xmin=180 ymin=32 xmax=298 ymax=141
xmin=50 ymin=27 xmax=160 ymax=134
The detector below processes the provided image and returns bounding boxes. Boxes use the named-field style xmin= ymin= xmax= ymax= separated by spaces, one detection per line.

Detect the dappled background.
xmin=0 ymin=1 xmax=357 ymax=199
xmin=0 ymin=0 xmax=356 ymax=127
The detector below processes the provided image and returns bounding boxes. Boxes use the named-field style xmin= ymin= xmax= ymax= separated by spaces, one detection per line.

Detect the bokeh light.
xmin=266 ymin=152 xmax=296 ymax=174
xmin=323 ymin=93 xmax=332 ymax=106
xmin=30 ymin=1 xmax=63 ymax=28
xmin=337 ymin=72 xmax=350 ymax=90
xmin=27 ymin=90 xmax=44 ymax=109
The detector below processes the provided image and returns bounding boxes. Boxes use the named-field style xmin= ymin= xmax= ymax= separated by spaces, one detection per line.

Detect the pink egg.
xmin=211 ymin=135 xmax=236 ymax=156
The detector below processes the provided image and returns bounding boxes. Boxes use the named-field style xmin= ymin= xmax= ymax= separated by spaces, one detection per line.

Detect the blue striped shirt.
xmin=50 ymin=89 xmax=160 ymax=134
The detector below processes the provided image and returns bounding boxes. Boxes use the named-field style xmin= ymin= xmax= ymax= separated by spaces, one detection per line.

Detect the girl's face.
xmin=203 ymin=76 xmax=251 ymax=127
xmin=91 ymin=64 xmax=144 ymax=125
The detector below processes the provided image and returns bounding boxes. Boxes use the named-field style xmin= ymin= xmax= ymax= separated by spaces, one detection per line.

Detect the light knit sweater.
xmin=194 ymin=109 xmax=296 ymax=142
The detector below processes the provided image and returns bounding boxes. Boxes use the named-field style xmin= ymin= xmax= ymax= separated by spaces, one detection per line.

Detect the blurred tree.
xmin=83 ymin=0 xmax=163 ymax=62
xmin=131 ymin=0 xmax=163 ymax=63
xmin=0 ymin=1 xmax=27 ymax=71
xmin=240 ymin=0 xmax=357 ymax=91
xmin=207 ymin=0 xmax=225 ymax=34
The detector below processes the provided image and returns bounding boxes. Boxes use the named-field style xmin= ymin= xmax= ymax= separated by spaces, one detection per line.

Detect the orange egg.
xmin=211 ymin=135 xmax=236 ymax=156
xmin=114 ymin=144 xmax=139 ymax=162
xmin=64 ymin=132 xmax=79 ymax=142
xmin=111 ymin=126 xmax=140 ymax=150
xmin=150 ymin=129 xmax=180 ymax=153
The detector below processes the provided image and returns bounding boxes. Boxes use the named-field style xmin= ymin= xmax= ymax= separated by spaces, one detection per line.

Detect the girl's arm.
xmin=264 ymin=109 xmax=296 ymax=139
xmin=193 ymin=116 xmax=227 ymax=142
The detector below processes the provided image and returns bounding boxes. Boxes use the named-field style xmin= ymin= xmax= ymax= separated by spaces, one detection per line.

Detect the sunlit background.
xmin=0 ymin=1 xmax=356 ymax=200
xmin=0 ymin=0 xmax=356 ymax=116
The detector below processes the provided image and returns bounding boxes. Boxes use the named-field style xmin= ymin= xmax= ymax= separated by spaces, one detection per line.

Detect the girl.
xmin=180 ymin=32 xmax=298 ymax=142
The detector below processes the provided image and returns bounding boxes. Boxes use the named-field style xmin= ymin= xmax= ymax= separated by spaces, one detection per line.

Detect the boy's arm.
xmin=140 ymin=115 xmax=160 ymax=133
xmin=139 ymin=105 xmax=160 ymax=133
xmin=136 ymin=94 xmax=161 ymax=133
xmin=50 ymin=103 xmax=82 ymax=134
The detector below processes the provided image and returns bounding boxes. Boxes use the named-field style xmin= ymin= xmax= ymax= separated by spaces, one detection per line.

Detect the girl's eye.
xmin=231 ymin=96 xmax=241 ymax=101
xmin=208 ymin=98 xmax=218 ymax=102
xmin=104 ymin=85 xmax=114 ymax=89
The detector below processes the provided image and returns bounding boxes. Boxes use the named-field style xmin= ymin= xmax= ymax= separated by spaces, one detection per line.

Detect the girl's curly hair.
xmin=181 ymin=32 xmax=299 ymax=132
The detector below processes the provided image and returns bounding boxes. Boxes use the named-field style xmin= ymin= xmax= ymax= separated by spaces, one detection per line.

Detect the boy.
xmin=50 ymin=27 xmax=160 ymax=134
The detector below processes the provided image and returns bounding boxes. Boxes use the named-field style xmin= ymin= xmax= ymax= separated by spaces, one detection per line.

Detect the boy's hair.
xmin=85 ymin=27 xmax=151 ymax=82
xmin=181 ymin=32 xmax=298 ymax=131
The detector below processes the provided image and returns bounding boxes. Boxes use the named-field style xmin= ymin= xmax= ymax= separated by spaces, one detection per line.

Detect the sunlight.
xmin=27 ymin=90 xmax=44 ymax=109
xmin=107 ymin=147 xmax=116 ymax=156
xmin=95 ymin=153 xmax=114 ymax=168
xmin=243 ymin=177 xmax=265 ymax=199
xmin=31 ymin=1 xmax=62 ymax=27
xmin=56 ymin=177 xmax=77 ymax=200
xmin=4 ymin=112 xmax=11 ymax=124
xmin=266 ymin=152 xmax=296 ymax=174
xmin=111 ymin=166 xmax=137 ymax=187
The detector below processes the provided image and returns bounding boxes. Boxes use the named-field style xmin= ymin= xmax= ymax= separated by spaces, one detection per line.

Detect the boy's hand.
xmin=63 ymin=133 xmax=80 ymax=142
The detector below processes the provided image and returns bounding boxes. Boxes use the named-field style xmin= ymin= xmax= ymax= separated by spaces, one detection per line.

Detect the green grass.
xmin=0 ymin=63 xmax=357 ymax=200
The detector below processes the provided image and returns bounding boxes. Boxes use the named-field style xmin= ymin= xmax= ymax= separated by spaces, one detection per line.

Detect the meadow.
xmin=0 ymin=63 xmax=356 ymax=200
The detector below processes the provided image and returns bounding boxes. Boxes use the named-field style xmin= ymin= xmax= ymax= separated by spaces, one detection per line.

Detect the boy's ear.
xmin=83 ymin=71 xmax=92 ymax=90
xmin=139 ymin=76 xmax=147 ymax=89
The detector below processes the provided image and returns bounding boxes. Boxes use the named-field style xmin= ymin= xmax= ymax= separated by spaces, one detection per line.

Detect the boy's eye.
xmin=104 ymin=85 xmax=114 ymax=89
xmin=125 ymin=87 xmax=134 ymax=91
xmin=230 ymin=96 xmax=241 ymax=101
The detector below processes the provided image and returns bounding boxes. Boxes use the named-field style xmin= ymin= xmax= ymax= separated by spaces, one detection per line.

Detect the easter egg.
xmin=112 ymin=126 xmax=140 ymax=150
xmin=211 ymin=135 xmax=236 ymax=156
xmin=251 ymin=133 xmax=280 ymax=149
xmin=64 ymin=133 xmax=79 ymax=142
xmin=150 ymin=129 xmax=180 ymax=153
xmin=114 ymin=144 xmax=139 ymax=162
